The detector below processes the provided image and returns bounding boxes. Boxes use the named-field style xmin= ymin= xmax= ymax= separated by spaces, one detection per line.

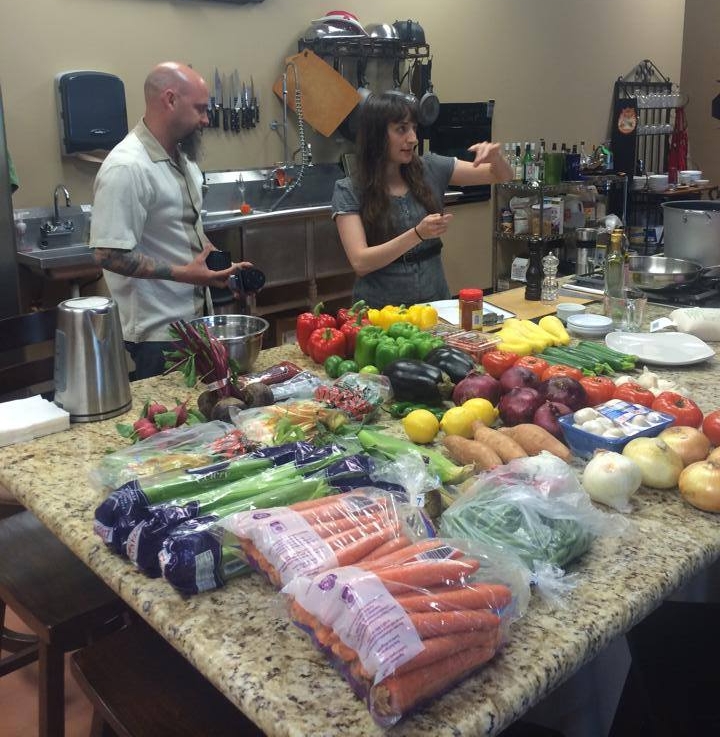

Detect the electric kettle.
xmin=53 ymin=296 xmax=132 ymax=422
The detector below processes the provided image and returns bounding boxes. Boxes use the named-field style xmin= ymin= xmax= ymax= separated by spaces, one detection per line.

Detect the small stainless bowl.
xmin=190 ymin=314 xmax=269 ymax=374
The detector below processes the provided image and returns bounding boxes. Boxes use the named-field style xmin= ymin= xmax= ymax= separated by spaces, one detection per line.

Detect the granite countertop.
xmin=2 ymin=305 xmax=720 ymax=736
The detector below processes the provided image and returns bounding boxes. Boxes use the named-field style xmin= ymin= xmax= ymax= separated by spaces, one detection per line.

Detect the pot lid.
xmin=312 ymin=11 xmax=367 ymax=34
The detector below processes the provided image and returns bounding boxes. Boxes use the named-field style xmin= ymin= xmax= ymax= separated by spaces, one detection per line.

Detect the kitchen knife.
xmin=231 ymin=71 xmax=240 ymax=132
xmin=241 ymin=82 xmax=249 ymax=128
xmin=250 ymin=76 xmax=258 ymax=127
xmin=208 ymin=70 xmax=216 ymax=128
xmin=222 ymin=73 xmax=230 ymax=131
xmin=213 ymin=68 xmax=222 ymax=129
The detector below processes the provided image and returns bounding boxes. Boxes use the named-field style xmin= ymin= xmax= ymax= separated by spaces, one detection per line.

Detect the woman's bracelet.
xmin=414 ymin=226 xmax=425 ymax=241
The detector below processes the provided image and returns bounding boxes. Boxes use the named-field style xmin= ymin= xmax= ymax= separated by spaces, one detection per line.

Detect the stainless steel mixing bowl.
xmin=190 ymin=314 xmax=269 ymax=374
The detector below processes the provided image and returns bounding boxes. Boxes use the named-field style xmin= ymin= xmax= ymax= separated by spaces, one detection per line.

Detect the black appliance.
xmin=425 ymin=101 xmax=494 ymax=203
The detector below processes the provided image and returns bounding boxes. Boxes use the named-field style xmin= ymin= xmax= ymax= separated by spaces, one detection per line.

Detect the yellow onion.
xmin=658 ymin=426 xmax=711 ymax=466
xmin=679 ymin=460 xmax=720 ymax=513
xmin=708 ymin=447 xmax=720 ymax=463
xmin=622 ymin=437 xmax=684 ymax=489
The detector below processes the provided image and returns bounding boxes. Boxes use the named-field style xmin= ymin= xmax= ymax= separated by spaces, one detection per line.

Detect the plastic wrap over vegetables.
xmin=283 ymin=537 xmax=530 ymax=726
xmin=221 ymin=488 xmax=434 ymax=589
xmin=440 ymin=453 xmax=630 ymax=586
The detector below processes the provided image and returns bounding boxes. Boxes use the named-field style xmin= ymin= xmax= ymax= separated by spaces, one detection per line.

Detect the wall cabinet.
xmin=492 ymin=176 xmax=627 ymax=291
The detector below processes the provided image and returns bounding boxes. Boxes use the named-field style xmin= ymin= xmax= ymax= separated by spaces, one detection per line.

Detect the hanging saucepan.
xmin=392 ymin=19 xmax=425 ymax=44
xmin=416 ymin=56 xmax=440 ymax=128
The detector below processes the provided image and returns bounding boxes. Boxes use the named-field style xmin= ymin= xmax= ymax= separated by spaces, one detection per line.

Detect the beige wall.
xmin=681 ymin=0 xmax=720 ymax=185
xmin=1 ymin=0 xmax=689 ymax=292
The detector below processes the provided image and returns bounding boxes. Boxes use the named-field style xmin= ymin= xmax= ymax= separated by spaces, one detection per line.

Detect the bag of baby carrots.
xmin=282 ymin=537 xmax=530 ymax=726
xmin=220 ymin=487 xmax=434 ymax=589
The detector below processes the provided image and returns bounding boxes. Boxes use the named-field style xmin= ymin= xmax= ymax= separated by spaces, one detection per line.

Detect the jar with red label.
xmin=458 ymin=288 xmax=484 ymax=331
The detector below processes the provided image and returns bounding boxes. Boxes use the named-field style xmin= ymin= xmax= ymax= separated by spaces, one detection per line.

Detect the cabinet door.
xmin=312 ymin=217 xmax=352 ymax=278
xmin=242 ymin=218 xmax=308 ymax=287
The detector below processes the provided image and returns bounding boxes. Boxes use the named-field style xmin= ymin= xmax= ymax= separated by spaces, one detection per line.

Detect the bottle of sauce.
xmin=459 ymin=288 xmax=484 ymax=330
xmin=604 ymin=228 xmax=625 ymax=298
xmin=524 ymin=237 xmax=544 ymax=301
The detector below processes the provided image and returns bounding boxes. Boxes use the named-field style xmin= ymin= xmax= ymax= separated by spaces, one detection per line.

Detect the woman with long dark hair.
xmin=331 ymin=92 xmax=513 ymax=307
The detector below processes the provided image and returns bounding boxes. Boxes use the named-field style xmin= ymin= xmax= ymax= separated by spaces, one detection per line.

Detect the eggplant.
xmin=382 ymin=359 xmax=455 ymax=403
xmin=423 ymin=346 xmax=475 ymax=383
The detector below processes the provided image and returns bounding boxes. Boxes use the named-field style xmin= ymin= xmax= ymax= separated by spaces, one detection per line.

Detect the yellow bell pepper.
xmin=407 ymin=303 xmax=438 ymax=329
xmin=538 ymin=315 xmax=571 ymax=345
xmin=368 ymin=303 xmax=437 ymax=330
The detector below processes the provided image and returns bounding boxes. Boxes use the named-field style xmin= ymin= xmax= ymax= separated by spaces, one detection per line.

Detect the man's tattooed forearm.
xmin=94 ymin=248 xmax=174 ymax=280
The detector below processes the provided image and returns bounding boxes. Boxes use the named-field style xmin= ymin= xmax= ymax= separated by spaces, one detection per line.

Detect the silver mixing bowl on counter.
xmin=190 ymin=314 xmax=269 ymax=373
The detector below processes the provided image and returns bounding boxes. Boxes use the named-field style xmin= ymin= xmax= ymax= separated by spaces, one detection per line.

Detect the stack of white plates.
xmin=566 ymin=313 xmax=614 ymax=338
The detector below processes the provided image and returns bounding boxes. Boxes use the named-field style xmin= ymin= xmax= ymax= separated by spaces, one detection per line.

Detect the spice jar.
xmin=458 ymin=288 xmax=484 ymax=331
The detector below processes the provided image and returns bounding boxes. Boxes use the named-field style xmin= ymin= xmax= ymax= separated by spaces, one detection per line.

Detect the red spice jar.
xmin=458 ymin=288 xmax=484 ymax=331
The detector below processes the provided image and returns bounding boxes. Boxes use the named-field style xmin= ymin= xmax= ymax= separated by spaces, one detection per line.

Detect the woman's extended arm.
xmin=449 ymin=142 xmax=514 ymax=187
xmin=336 ymin=211 xmax=453 ymax=277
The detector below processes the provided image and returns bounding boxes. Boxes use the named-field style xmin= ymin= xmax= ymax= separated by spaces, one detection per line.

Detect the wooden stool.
xmin=71 ymin=616 xmax=266 ymax=737
xmin=0 ymin=510 xmax=127 ymax=737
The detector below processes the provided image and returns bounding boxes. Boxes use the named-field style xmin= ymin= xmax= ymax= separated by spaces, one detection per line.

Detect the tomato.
xmin=540 ymin=364 xmax=583 ymax=382
xmin=514 ymin=355 xmax=550 ymax=380
xmin=481 ymin=350 xmax=520 ymax=379
xmin=651 ymin=392 xmax=704 ymax=428
xmin=579 ymin=375 xmax=616 ymax=406
xmin=613 ymin=382 xmax=656 ymax=408
xmin=702 ymin=410 xmax=720 ymax=446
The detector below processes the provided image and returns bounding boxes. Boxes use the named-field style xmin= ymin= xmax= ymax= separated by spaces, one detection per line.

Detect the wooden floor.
xmin=0 ymin=607 xmax=94 ymax=737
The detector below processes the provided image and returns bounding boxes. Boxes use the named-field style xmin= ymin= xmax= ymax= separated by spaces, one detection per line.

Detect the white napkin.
xmin=0 ymin=395 xmax=70 ymax=448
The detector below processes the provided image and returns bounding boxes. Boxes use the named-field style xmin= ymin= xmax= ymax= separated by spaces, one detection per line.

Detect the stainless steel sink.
xmin=17 ymin=244 xmax=95 ymax=271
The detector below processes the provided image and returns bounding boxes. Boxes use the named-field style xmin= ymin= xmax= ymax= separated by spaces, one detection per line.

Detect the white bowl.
xmin=694 ymin=179 xmax=710 ymax=187
xmin=556 ymin=303 xmax=586 ymax=324
xmin=566 ymin=313 xmax=614 ymax=338
xmin=647 ymin=174 xmax=668 ymax=191
xmin=679 ymin=170 xmax=702 ymax=184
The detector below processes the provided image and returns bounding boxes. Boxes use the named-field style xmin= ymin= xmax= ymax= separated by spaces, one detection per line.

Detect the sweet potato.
xmin=498 ymin=423 xmax=571 ymax=461
xmin=442 ymin=435 xmax=502 ymax=471
xmin=471 ymin=421 xmax=527 ymax=462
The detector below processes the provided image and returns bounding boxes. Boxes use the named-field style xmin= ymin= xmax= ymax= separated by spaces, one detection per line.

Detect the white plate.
xmin=605 ymin=331 xmax=716 ymax=366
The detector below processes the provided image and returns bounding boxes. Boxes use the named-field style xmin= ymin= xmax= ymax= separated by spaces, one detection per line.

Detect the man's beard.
xmin=179 ymin=129 xmax=203 ymax=162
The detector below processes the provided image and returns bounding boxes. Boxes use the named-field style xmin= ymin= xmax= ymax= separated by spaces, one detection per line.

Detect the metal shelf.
xmin=298 ymin=38 xmax=430 ymax=60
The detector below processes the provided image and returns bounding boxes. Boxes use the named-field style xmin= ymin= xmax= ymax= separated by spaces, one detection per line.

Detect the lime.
xmin=402 ymin=409 xmax=440 ymax=444
xmin=440 ymin=406 xmax=476 ymax=438
xmin=359 ymin=364 xmax=379 ymax=374
xmin=462 ymin=398 xmax=499 ymax=427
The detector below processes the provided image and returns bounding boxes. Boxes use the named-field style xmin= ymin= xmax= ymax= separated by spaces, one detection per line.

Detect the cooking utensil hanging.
xmin=417 ymin=57 xmax=439 ymax=127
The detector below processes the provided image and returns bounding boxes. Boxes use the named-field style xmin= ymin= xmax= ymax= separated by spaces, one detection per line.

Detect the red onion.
xmin=452 ymin=372 xmax=501 ymax=406
xmin=533 ymin=401 xmax=572 ymax=439
xmin=499 ymin=366 xmax=540 ymax=395
xmin=538 ymin=376 xmax=588 ymax=412
xmin=498 ymin=387 xmax=543 ymax=426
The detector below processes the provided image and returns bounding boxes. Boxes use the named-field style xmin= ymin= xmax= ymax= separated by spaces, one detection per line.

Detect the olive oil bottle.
xmin=604 ymin=228 xmax=625 ymax=298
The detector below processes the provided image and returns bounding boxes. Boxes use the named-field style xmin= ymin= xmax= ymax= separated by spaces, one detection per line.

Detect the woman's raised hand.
xmin=467 ymin=141 xmax=505 ymax=167
xmin=416 ymin=212 xmax=453 ymax=240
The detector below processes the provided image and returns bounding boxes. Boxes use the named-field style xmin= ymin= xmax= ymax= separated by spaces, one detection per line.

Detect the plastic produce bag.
xmin=89 ymin=420 xmax=250 ymax=492
xmin=440 ymin=453 xmax=629 ymax=578
xmin=221 ymin=488 xmax=433 ymax=589
xmin=283 ymin=537 xmax=530 ymax=726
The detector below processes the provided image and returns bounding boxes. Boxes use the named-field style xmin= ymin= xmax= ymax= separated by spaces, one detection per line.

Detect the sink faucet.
xmin=53 ymin=184 xmax=71 ymax=225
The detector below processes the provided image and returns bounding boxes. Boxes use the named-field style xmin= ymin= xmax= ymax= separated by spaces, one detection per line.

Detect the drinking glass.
xmin=603 ymin=288 xmax=647 ymax=332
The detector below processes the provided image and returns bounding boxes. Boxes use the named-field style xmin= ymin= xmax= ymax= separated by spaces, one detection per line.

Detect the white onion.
xmin=582 ymin=451 xmax=642 ymax=511
xmin=622 ymin=437 xmax=684 ymax=489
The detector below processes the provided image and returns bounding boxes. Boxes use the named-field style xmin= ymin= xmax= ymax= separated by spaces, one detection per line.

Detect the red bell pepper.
xmin=336 ymin=300 xmax=368 ymax=328
xmin=308 ymin=327 xmax=346 ymax=365
xmin=339 ymin=314 xmax=369 ymax=357
xmin=296 ymin=303 xmax=337 ymax=355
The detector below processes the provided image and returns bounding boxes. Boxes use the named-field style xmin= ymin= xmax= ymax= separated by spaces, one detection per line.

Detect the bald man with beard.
xmin=90 ymin=62 xmax=249 ymax=379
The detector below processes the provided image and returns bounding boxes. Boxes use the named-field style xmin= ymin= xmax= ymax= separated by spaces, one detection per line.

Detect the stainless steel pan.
xmin=626 ymin=255 xmax=704 ymax=291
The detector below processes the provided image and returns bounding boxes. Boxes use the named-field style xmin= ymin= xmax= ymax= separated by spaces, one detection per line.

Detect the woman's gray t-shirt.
xmin=331 ymin=153 xmax=455 ymax=307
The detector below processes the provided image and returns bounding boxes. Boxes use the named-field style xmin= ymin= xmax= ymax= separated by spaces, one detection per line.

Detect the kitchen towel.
xmin=0 ymin=395 xmax=70 ymax=447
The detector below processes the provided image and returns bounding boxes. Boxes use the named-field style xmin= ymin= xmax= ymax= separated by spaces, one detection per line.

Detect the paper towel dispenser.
xmin=56 ymin=71 xmax=128 ymax=155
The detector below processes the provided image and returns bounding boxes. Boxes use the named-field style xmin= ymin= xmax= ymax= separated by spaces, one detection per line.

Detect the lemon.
xmin=402 ymin=409 xmax=440 ymax=444
xmin=439 ymin=406 xmax=476 ymax=438
xmin=462 ymin=398 xmax=499 ymax=427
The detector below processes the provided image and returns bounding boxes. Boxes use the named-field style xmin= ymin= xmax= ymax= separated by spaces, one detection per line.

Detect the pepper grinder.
xmin=541 ymin=249 xmax=559 ymax=304
xmin=524 ymin=236 xmax=544 ymax=301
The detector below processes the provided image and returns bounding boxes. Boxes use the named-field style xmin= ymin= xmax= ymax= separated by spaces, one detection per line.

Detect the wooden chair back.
xmin=0 ymin=309 xmax=57 ymax=401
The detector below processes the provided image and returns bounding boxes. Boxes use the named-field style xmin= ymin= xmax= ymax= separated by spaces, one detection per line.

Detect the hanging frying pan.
xmin=417 ymin=57 xmax=439 ymax=127
xmin=339 ymin=57 xmax=372 ymax=142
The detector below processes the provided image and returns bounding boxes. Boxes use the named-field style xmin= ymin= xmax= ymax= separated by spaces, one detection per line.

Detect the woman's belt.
xmin=396 ymin=242 xmax=443 ymax=264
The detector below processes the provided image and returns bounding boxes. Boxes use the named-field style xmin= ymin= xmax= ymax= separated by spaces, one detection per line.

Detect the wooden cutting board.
xmin=273 ymin=50 xmax=359 ymax=138
xmin=485 ymin=287 xmax=597 ymax=325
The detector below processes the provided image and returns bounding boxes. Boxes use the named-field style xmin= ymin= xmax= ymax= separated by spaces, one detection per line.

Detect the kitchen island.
xmin=1 ymin=302 xmax=719 ymax=736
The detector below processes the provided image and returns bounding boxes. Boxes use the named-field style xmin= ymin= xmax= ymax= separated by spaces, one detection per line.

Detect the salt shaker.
xmin=541 ymin=250 xmax=559 ymax=304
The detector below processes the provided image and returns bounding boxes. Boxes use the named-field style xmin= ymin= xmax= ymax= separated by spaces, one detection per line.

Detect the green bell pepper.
xmin=323 ymin=354 xmax=345 ymax=379
xmin=354 ymin=326 xmax=383 ymax=369
xmin=387 ymin=321 xmax=420 ymax=340
xmin=396 ymin=336 xmax=419 ymax=360
xmin=375 ymin=338 xmax=400 ymax=371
